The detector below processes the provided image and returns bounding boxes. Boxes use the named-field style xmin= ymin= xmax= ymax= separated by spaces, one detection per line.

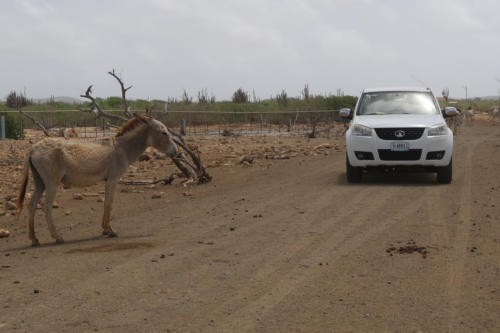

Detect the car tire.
xmin=437 ymin=158 xmax=452 ymax=184
xmin=346 ymin=153 xmax=363 ymax=183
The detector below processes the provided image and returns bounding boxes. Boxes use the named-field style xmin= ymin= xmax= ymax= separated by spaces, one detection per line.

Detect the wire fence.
xmin=0 ymin=109 xmax=346 ymax=138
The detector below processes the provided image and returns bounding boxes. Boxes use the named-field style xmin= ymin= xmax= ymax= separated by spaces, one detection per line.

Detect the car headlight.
xmin=428 ymin=123 xmax=447 ymax=136
xmin=351 ymin=124 xmax=372 ymax=136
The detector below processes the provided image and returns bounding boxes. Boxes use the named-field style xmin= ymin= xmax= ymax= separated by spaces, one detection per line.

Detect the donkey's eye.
xmin=162 ymin=132 xmax=169 ymax=136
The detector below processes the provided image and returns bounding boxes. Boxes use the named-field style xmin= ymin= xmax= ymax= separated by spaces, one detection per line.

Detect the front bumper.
xmin=346 ymin=128 xmax=453 ymax=167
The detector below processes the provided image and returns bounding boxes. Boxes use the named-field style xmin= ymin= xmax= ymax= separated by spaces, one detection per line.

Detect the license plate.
xmin=391 ymin=142 xmax=409 ymax=152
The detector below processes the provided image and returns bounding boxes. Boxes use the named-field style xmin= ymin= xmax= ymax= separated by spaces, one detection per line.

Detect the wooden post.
xmin=0 ymin=116 xmax=5 ymax=139
xmin=181 ymin=119 xmax=186 ymax=135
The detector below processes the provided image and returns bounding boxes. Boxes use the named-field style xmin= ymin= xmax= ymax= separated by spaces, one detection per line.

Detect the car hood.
xmin=354 ymin=114 xmax=444 ymax=128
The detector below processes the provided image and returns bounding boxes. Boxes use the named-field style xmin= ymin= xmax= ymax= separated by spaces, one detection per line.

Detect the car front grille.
xmin=378 ymin=149 xmax=422 ymax=161
xmin=374 ymin=127 xmax=425 ymax=140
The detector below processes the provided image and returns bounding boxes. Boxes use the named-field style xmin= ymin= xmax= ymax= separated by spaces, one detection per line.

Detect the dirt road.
xmin=1 ymin=120 xmax=499 ymax=332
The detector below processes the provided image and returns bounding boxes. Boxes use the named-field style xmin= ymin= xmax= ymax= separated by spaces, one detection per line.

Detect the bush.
xmin=105 ymin=96 xmax=123 ymax=108
xmin=5 ymin=91 xmax=30 ymax=108
xmin=0 ymin=113 xmax=23 ymax=139
xmin=276 ymin=90 xmax=288 ymax=107
xmin=232 ymin=88 xmax=249 ymax=104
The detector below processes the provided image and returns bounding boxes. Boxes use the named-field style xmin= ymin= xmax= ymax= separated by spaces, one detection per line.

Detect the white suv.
xmin=341 ymin=87 xmax=458 ymax=183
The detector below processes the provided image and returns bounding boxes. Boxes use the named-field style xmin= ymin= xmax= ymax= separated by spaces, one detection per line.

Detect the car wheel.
xmin=346 ymin=153 xmax=363 ymax=183
xmin=437 ymin=158 xmax=452 ymax=184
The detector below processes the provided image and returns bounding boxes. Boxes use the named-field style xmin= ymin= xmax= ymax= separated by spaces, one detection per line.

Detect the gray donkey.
xmin=17 ymin=114 xmax=177 ymax=246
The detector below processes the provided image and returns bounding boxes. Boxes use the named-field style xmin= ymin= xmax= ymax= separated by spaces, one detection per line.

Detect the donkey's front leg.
xmin=102 ymin=180 xmax=118 ymax=237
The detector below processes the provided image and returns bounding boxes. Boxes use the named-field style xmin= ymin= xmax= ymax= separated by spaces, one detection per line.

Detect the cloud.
xmin=0 ymin=0 xmax=499 ymax=100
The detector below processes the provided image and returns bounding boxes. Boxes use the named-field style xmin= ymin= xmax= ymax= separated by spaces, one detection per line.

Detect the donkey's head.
xmin=136 ymin=115 xmax=177 ymax=155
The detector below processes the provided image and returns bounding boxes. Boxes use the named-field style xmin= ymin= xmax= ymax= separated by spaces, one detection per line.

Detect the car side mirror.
xmin=340 ymin=108 xmax=352 ymax=119
xmin=443 ymin=106 xmax=459 ymax=117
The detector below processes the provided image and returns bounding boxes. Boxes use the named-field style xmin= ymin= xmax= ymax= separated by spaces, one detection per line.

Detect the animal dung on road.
xmin=386 ymin=241 xmax=428 ymax=259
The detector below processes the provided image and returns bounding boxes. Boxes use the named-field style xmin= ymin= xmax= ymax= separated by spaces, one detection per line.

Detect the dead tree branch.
xmin=168 ymin=129 xmax=212 ymax=183
xmin=17 ymin=108 xmax=51 ymax=137
xmin=119 ymin=175 xmax=175 ymax=185
xmin=108 ymin=69 xmax=134 ymax=118
xmin=80 ymin=85 xmax=128 ymax=122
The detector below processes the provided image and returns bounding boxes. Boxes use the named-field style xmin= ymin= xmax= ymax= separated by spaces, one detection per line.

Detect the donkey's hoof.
xmin=55 ymin=238 xmax=65 ymax=244
xmin=31 ymin=239 xmax=40 ymax=247
xmin=102 ymin=230 xmax=117 ymax=237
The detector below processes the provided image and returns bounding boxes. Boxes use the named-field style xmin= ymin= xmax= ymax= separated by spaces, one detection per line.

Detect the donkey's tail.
xmin=16 ymin=154 xmax=30 ymax=213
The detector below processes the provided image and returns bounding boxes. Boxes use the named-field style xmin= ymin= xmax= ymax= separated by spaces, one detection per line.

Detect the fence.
xmin=0 ymin=109 xmax=345 ymax=138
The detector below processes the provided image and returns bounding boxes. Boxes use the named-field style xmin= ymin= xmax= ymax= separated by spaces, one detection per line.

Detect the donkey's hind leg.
xmin=28 ymin=168 xmax=45 ymax=247
xmin=43 ymin=184 xmax=64 ymax=244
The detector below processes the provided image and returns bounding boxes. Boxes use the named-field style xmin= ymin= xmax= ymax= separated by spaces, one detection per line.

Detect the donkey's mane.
xmin=115 ymin=115 xmax=152 ymax=137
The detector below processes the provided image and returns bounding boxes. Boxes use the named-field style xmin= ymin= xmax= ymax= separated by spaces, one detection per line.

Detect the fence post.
xmin=0 ymin=116 xmax=5 ymax=139
xmin=181 ymin=119 xmax=186 ymax=135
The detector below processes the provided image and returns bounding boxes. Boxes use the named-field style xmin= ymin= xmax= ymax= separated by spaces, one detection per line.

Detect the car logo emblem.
xmin=395 ymin=130 xmax=405 ymax=138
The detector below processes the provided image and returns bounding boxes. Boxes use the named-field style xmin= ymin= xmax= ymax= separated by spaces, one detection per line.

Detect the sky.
xmin=1 ymin=0 xmax=500 ymax=101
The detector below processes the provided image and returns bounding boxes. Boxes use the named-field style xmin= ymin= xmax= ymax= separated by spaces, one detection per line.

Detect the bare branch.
xmin=105 ymin=122 xmax=120 ymax=129
xmin=108 ymin=69 xmax=133 ymax=118
xmin=80 ymin=85 xmax=128 ymax=122
xmin=119 ymin=174 xmax=175 ymax=185
xmin=168 ymin=131 xmax=212 ymax=183
xmin=17 ymin=108 xmax=51 ymax=137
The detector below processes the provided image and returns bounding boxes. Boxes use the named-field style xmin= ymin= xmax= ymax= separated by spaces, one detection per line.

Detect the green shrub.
xmin=5 ymin=91 xmax=30 ymax=108
xmin=0 ymin=113 xmax=23 ymax=139
xmin=232 ymin=88 xmax=249 ymax=104
xmin=105 ymin=96 xmax=123 ymax=108
xmin=276 ymin=90 xmax=288 ymax=107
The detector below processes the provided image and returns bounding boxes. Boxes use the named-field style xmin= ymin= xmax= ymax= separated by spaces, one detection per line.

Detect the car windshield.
xmin=357 ymin=91 xmax=440 ymax=115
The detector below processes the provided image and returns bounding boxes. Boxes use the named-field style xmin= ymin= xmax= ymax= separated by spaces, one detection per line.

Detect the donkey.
xmin=491 ymin=108 xmax=499 ymax=121
xmin=463 ymin=109 xmax=474 ymax=126
xmin=17 ymin=114 xmax=177 ymax=246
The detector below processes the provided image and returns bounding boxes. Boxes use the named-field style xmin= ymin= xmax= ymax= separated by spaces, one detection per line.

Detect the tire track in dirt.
xmin=2 ymin=159 xmax=373 ymax=331
xmin=446 ymin=141 xmax=474 ymax=332
xmin=198 ymin=185 xmax=426 ymax=332
xmin=147 ymin=174 xmax=383 ymax=326
xmin=425 ymin=183 xmax=452 ymax=248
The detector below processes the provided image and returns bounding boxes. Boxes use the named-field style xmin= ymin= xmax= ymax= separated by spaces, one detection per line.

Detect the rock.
xmin=120 ymin=188 xmax=129 ymax=193
xmin=52 ymin=201 xmax=59 ymax=208
xmin=0 ymin=229 xmax=10 ymax=238
xmin=239 ymin=155 xmax=254 ymax=164
xmin=313 ymin=143 xmax=333 ymax=150
xmin=183 ymin=192 xmax=192 ymax=197
xmin=153 ymin=151 xmax=168 ymax=160
xmin=138 ymin=153 xmax=151 ymax=162
xmin=83 ymin=192 xmax=99 ymax=197
xmin=64 ymin=210 xmax=72 ymax=216
xmin=97 ymin=197 xmax=104 ymax=203
xmin=72 ymin=193 xmax=84 ymax=200
xmin=152 ymin=192 xmax=164 ymax=199
xmin=5 ymin=202 xmax=16 ymax=211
